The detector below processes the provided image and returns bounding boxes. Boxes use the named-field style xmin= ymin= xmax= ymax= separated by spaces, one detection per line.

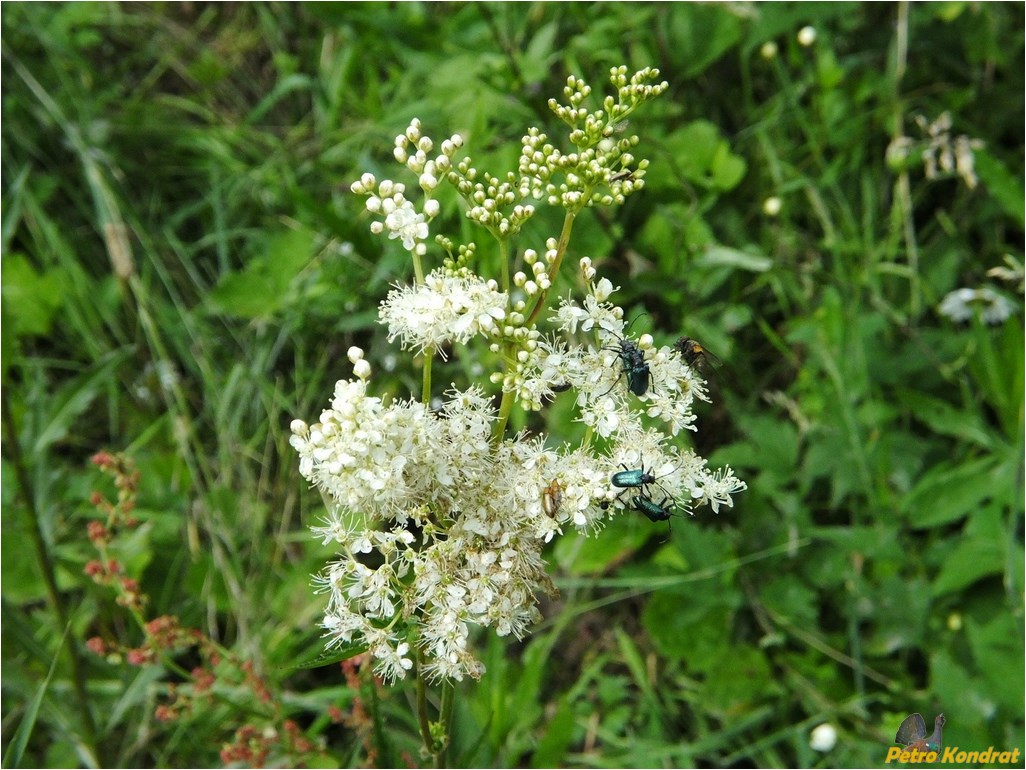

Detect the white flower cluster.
xmin=507 ymin=276 xmax=709 ymax=437
xmin=380 ymin=268 xmax=508 ymax=356
xmin=351 ymin=121 xmax=464 ymax=256
xmin=290 ymin=362 xmax=599 ymax=681
xmin=295 ymin=69 xmax=748 ymax=684
xmin=291 ymin=357 xmax=744 ymax=681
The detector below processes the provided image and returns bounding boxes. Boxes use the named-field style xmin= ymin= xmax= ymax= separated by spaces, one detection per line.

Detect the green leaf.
xmin=931 ymin=503 xmax=1008 ymax=596
xmin=929 ymin=648 xmax=1003 ymax=724
xmin=974 ymin=149 xmax=1025 ymax=227
xmin=529 ymin=696 xmax=576 ymax=768
xmin=1 ymin=254 xmax=64 ymax=337
xmin=964 ymin=613 xmax=1025 ymax=711
xmin=32 ymin=349 xmax=133 ymax=455
xmin=519 ymin=22 xmax=558 ymax=84
xmin=863 ymin=575 xmax=931 ymax=655
xmin=207 ymin=228 xmax=315 ymax=319
xmin=900 ymin=455 xmax=1003 ymax=529
xmin=553 ymin=518 xmax=649 ymax=575
xmin=695 ymin=245 xmax=773 ymax=273
xmin=666 ymin=4 xmax=743 ymax=77
xmin=702 ymin=646 xmax=776 ymax=716
xmin=643 ymin=590 xmax=734 ymax=668
xmin=291 ymin=642 xmax=369 ymax=671
xmin=895 ymin=389 xmax=997 ymax=449
xmin=665 ymin=121 xmax=747 ymax=192
xmin=757 ymin=574 xmax=818 ymax=628
xmin=3 ymin=623 xmax=71 ymax=770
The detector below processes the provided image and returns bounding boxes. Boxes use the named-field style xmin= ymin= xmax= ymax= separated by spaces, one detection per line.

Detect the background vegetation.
xmin=2 ymin=2 xmax=1023 ymax=767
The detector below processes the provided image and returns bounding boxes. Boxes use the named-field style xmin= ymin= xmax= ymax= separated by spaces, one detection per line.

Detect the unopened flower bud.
xmin=353 ymin=359 xmax=371 ymax=380
xmin=809 ymin=723 xmax=836 ymax=752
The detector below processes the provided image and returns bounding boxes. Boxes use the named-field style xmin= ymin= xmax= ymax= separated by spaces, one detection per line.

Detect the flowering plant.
xmin=290 ymin=66 xmax=746 ymax=760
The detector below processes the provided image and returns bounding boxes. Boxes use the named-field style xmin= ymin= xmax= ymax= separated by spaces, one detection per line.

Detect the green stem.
xmin=492 ymin=388 xmax=516 ymax=446
xmin=579 ymin=425 xmax=595 ymax=452
xmin=435 ymin=681 xmax=456 ymax=768
xmin=422 ymin=348 xmax=435 ymax=405
xmin=890 ymin=1 xmax=921 ymax=320
xmin=0 ymin=391 xmax=102 ymax=763
xmin=526 ymin=208 xmax=579 ymax=327
xmin=415 ymin=650 xmax=434 ymax=756
xmin=412 ymin=249 xmax=426 ymax=285
xmin=498 ymin=237 xmax=510 ymax=295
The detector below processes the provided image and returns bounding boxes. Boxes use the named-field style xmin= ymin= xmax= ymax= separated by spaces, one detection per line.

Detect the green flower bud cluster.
xmin=520 ymin=66 xmax=667 ymax=211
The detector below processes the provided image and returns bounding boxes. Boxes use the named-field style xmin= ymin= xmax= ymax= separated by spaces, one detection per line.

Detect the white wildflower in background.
xmin=938 ymin=286 xmax=1017 ymax=325
xmin=294 ymin=67 xmax=746 ymax=687
xmin=915 ymin=112 xmax=984 ymax=190
xmin=809 ymin=723 xmax=838 ymax=753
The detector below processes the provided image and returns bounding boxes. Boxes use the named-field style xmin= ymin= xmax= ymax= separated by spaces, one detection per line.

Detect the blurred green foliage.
xmin=2 ymin=2 xmax=1022 ymax=767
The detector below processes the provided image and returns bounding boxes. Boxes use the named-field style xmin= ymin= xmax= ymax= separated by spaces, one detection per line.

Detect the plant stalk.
xmin=0 ymin=390 xmax=101 ymax=763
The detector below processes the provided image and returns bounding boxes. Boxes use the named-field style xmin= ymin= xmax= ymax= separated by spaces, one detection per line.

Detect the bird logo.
xmin=894 ymin=713 xmax=946 ymax=753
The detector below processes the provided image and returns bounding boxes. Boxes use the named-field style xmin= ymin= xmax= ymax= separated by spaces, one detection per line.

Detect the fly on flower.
xmin=673 ymin=336 xmax=720 ymax=372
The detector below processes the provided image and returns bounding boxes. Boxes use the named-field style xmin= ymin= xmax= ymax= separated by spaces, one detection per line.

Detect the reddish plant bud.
xmin=126 ymin=647 xmax=152 ymax=666
xmin=87 ymin=521 xmax=108 ymax=543
xmin=192 ymin=667 xmax=215 ymax=693
xmin=91 ymin=451 xmax=114 ymax=468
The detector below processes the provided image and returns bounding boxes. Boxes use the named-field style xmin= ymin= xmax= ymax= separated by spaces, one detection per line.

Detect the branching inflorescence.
xmin=290 ymin=67 xmax=746 ymax=687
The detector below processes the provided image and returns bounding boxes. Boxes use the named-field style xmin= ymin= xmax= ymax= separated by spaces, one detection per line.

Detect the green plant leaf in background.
xmin=207 ymin=228 xmax=315 ymax=319
xmin=666 ymin=120 xmax=748 ymax=192
xmin=1 ymin=254 xmax=64 ymax=338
